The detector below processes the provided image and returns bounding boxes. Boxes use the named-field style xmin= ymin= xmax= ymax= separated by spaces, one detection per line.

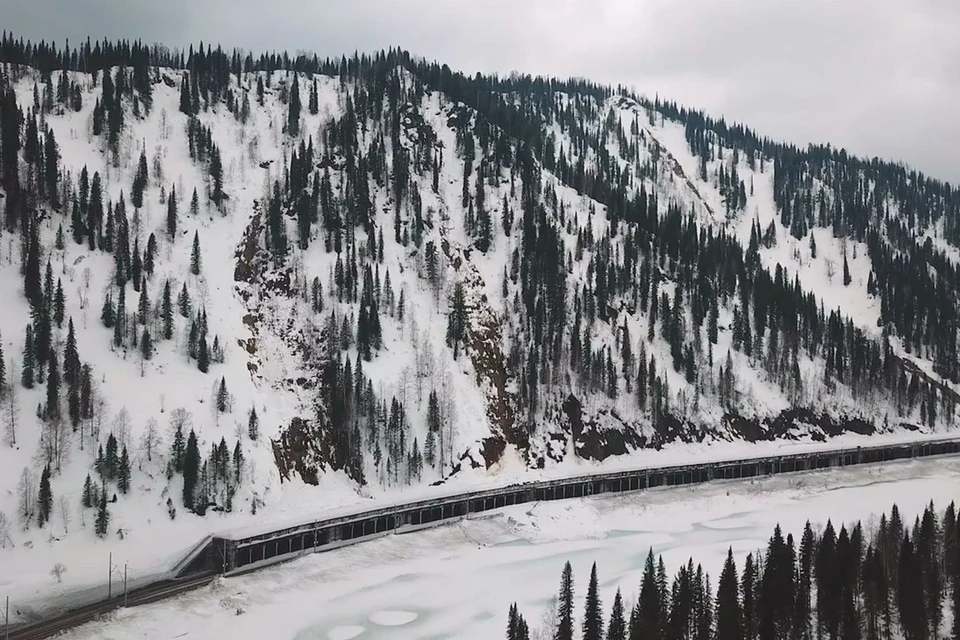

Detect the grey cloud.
xmin=2 ymin=0 xmax=959 ymax=182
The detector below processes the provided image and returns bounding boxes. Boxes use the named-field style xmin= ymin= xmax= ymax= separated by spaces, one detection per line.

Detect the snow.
xmin=53 ymin=455 xmax=960 ymax=639
xmin=1 ymin=61 xmax=957 ymax=623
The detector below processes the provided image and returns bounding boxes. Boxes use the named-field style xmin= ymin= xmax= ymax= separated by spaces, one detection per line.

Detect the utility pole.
xmin=108 ymin=552 xmax=113 ymax=599
xmin=123 ymin=563 xmax=128 ymax=608
xmin=3 ymin=595 xmax=9 ymax=640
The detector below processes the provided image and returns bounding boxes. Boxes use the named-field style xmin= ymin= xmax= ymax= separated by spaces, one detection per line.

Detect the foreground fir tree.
xmin=556 ymin=560 xmax=575 ymax=640
xmin=605 ymin=589 xmax=626 ymax=640
xmin=95 ymin=482 xmax=110 ymax=537
xmin=582 ymin=562 xmax=603 ymax=640
xmin=714 ymin=548 xmax=742 ymax=640
xmin=36 ymin=465 xmax=52 ymax=527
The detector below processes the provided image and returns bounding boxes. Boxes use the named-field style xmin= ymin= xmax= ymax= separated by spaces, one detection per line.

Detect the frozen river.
xmin=63 ymin=456 xmax=960 ymax=639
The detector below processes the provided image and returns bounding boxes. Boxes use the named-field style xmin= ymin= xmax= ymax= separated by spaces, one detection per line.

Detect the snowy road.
xmin=58 ymin=456 xmax=960 ymax=639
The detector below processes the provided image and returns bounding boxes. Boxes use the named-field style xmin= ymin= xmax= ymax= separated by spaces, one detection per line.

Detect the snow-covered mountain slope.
xmin=0 ymin=42 xmax=957 ymax=606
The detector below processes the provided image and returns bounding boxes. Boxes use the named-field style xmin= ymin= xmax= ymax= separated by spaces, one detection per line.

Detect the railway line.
xmin=8 ymin=435 xmax=960 ymax=639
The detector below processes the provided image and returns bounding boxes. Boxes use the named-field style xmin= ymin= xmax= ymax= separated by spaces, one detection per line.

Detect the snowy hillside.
xmin=0 ymin=40 xmax=958 ymax=608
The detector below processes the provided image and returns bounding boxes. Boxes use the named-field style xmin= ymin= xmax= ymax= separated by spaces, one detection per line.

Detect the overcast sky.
xmin=6 ymin=0 xmax=959 ymax=183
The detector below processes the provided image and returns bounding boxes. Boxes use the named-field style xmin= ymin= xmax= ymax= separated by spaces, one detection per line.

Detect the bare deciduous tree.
xmin=17 ymin=467 xmax=36 ymax=528
xmin=113 ymin=407 xmax=132 ymax=450
xmin=58 ymin=496 xmax=71 ymax=534
xmin=139 ymin=418 xmax=162 ymax=466
xmin=41 ymin=414 xmax=70 ymax=472
xmin=0 ymin=511 xmax=11 ymax=548
xmin=50 ymin=563 xmax=67 ymax=583
xmin=4 ymin=362 xmax=19 ymax=447
xmin=169 ymin=407 xmax=192 ymax=441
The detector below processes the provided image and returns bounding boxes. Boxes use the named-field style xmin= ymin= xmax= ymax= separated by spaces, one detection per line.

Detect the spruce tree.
xmin=166 ymin=185 xmax=177 ymax=239
xmin=141 ymin=328 xmax=153 ymax=361
xmin=606 ymin=589 xmax=626 ymax=640
xmin=118 ymin=446 xmax=130 ymax=494
xmin=179 ymin=74 xmax=192 ymax=114
xmin=95 ymin=482 xmax=110 ymax=537
xmin=287 ymin=75 xmax=301 ymax=137
xmin=233 ymin=440 xmax=244 ymax=484
xmin=216 ymin=377 xmax=229 ymax=412
xmin=309 ymin=79 xmax=318 ymax=115
xmin=82 ymin=473 xmax=93 ymax=508
xmin=45 ymin=348 xmax=60 ymax=419
xmin=178 ymin=283 xmax=191 ymax=318
xmin=198 ymin=334 xmax=210 ymax=373
xmin=0 ymin=332 xmax=5 ymax=391
xmin=22 ymin=324 xmax=35 ymax=389
xmin=248 ymin=407 xmax=259 ymax=441
xmin=556 ymin=561 xmax=575 ymax=640
xmin=742 ymin=553 xmax=757 ymax=640
xmin=132 ymin=149 xmax=148 ymax=209
xmin=54 ymin=279 xmax=65 ymax=327
xmin=182 ymin=429 xmax=200 ymax=510
xmin=37 ymin=465 xmax=52 ymax=528
xmin=715 ymin=548 xmax=742 ymax=640
xmin=446 ymin=282 xmax=468 ymax=359
xmin=106 ymin=433 xmax=119 ymax=480
xmin=843 ymin=251 xmax=852 ymax=286
xmin=632 ymin=549 xmax=661 ymax=639
xmin=162 ymin=280 xmax=173 ymax=339
xmin=190 ymin=231 xmax=202 ymax=275
xmin=582 ymin=562 xmax=604 ymax=640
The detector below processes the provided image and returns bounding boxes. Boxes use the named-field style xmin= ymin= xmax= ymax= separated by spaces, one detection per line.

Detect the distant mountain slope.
xmin=0 ymin=36 xmax=956 ymax=603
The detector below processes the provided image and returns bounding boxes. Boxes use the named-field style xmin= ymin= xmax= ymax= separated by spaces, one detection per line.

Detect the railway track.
xmin=7 ymin=435 xmax=960 ymax=639
xmin=7 ymin=574 xmax=216 ymax=640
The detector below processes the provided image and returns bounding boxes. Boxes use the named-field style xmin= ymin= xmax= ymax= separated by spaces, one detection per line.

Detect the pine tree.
xmin=132 ymin=149 xmax=148 ymax=209
xmin=309 ymin=79 xmax=319 ymax=115
xmin=179 ymin=74 xmax=192 ymax=114
xmin=141 ymin=328 xmax=153 ymax=361
xmin=190 ymin=188 xmax=199 ymax=216
xmin=582 ymin=562 xmax=604 ymax=640
xmin=606 ymin=589 xmax=626 ymax=640
xmin=166 ymin=185 xmax=177 ymax=240
xmin=198 ymin=334 xmax=210 ymax=373
xmin=0 ymin=332 xmax=6 ymax=391
xmin=137 ymin=280 xmax=150 ymax=323
xmin=118 ymin=446 xmax=131 ymax=494
xmin=446 ymin=282 xmax=468 ymax=359
xmin=233 ymin=440 xmax=244 ymax=484
xmin=190 ymin=231 xmax=202 ymax=275
xmin=95 ymin=482 xmax=110 ymax=537
xmin=22 ymin=324 xmax=35 ymax=389
xmin=182 ymin=429 xmax=200 ymax=510
xmin=82 ymin=473 xmax=93 ymax=508
xmin=45 ymin=348 xmax=60 ymax=419
xmin=54 ymin=279 xmax=65 ymax=327
xmin=715 ymin=548 xmax=742 ymax=640
xmin=287 ymin=75 xmax=301 ymax=137
xmin=162 ymin=280 xmax=173 ymax=339
xmin=178 ymin=283 xmax=191 ymax=318
xmin=556 ymin=561 xmax=575 ymax=640
xmin=248 ymin=407 xmax=260 ymax=441
xmin=742 ymin=553 xmax=757 ymax=640
xmin=632 ymin=549 xmax=662 ymax=640
xmin=216 ymin=377 xmax=229 ymax=413
xmin=843 ymin=251 xmax=852 ymax=286
xmin=105 ymin=433 xmax=119 ymax=480
xmin=37 ymin=465 xmax=52 ymax=528
xmin=508 ymin=602 xmax=520 ymax=640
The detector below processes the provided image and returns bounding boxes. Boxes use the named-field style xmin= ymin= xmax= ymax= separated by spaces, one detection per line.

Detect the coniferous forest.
xmin=506 ymin=501 xmax=960 ymax=640
xmin=0 ymin=29 xmax=958 ymax=556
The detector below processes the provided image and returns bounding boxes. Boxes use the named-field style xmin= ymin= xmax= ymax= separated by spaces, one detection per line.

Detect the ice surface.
xmin=55 ymin=456 xmax=960 ymax=639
